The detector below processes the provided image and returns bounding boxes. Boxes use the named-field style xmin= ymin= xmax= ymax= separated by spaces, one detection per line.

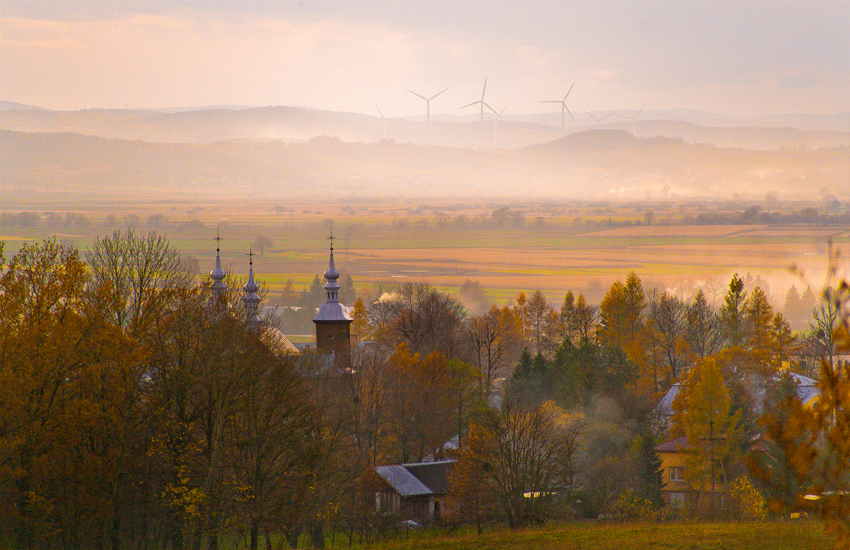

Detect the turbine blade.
xmin=636 ymin=104 xmax=645 ymax=118
xmin=484 ymin=102 xmax=499 ymax=116
xmin=541 ymin=100 xmax=561 ymax=104
xmin=407 ymin=90 xmax=427 ymax=101
xmin=481 ymin=77 xmax=487 ymax=100
xmin=459 ymin=101 xmax=478 ymax=110
xmin=499 ymin=106 xmax=507 ymax=116
xmin=581 ymin=109 xmax=595 ymax=120
xmin=601 ymin=112 xmax=613 ymax=120
xmin=566 ymin=106 xmax=575 ymax=121
xmin=375 ymin=104 xmax=384 ymax=118
xmin=564 ymin=81 xmax=575 ymax=100
xmin=429 ymin=88 xmax=449 ymax=100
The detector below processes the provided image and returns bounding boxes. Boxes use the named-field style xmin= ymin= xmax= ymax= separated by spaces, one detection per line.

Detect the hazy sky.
xmin=2 ymin=1 xmax=848 ymax=117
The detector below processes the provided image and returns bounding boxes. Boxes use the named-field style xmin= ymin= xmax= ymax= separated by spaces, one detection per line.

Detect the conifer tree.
xmin=721 ymin=273 xmax=748 ymax=347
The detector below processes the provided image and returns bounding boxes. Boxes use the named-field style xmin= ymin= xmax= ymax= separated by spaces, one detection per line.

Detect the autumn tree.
xmin=0 ymin=239 xmax=138 ymax=549
xmin=450 ymin=402 xmax=584 ymax=529
xmin=465 ymin=305 xmax=522 ymax=395
xmin=765 ymin=267 xmax=850 ymax=548
xmin=686 ymin=289 xmax=722 ymax=361
xmin=380 ymin=282 xmax=466 ymax=358
xmin=672 ymin=356 xmax=745 ymax=512
xmin=572 ymin=293 xmax=598 ymax=342
xmin=770 ymin=313 xmax=796 ymax=368
xmin=527 ymin=290 xmax=552 ymax=354
xmin=86 ymin=229 xmax=191 ymax=336
xmin=746 ymin=286 xmax=774 ymax=355
xmin=559 ymin=291 xmax=576 ymax=344
xmin=646 ymin=289 xmax=689 ymax=380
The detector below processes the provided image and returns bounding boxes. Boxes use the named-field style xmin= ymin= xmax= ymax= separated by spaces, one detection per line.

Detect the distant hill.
xmin=3 ymin=129 xmax=846 ymax=205
xmin=0 ymin=101 xmax=53 ymax=112
xmin=1 ymin=103 xmax=847 ymax=150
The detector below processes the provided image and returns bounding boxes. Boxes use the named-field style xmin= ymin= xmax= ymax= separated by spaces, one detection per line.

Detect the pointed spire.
xmin=323 ymin=231 xmax=341 ymax=303
xmin=210 ymin=230 xmax=226 ymax=298
xmin=243 ymin=248 xmax=262 ymax=329
xmin=313 ymin=230 xmax=351 ymax=323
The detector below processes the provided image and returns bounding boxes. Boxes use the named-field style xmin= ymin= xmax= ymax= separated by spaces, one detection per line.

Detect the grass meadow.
xmin=360 ymin=520 xmax=830 ymax=550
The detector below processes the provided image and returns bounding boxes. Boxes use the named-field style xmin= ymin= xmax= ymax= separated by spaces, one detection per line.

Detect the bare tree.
xmin=381 ymin=282 xmax=466 ymax=358
xmin=86 ymin=229 xmax=191 ymax=335
xmin=465 ymin=305 xmax=522 ymax=394
xmin=646 ymin=288 xmax=689 ymax=379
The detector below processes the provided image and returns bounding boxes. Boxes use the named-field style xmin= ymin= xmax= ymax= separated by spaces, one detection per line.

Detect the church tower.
xmin=242 ymin=249 xmax=262 ymax=330
xmin=210 ymin=231 xmax=227 ymax=299
xmin=313 ymin=237 xmax=352 ymax=364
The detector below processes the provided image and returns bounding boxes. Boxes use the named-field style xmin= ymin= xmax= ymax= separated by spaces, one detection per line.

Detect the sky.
xmin=2 ymin=1 xmax=848 ymax=117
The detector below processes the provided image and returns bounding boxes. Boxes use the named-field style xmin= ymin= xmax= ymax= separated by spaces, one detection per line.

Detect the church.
xmin=209 ymin=234 xmax=351 ymax=363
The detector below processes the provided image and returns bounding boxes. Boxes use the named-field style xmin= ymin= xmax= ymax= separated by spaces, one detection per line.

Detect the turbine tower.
xmin=408 ymin=87 xmax=448 ymax=144
xmin=460 ymin=78 xmax=498 ymax=149
xmin=375 ymin=104 xmax=388 ymax=140
xmin=541 ymin=82 xmax=576 ymax=130
xmin=617 ymin=104 xmax=645 ymax=136
xmin=492 ymin=106 xmax=507 ymax=149
xmin=582 ymin=109 xmax=614 ymax=130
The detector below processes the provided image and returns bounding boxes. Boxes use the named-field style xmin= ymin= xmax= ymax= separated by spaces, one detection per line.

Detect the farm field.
xmin=355 ymin=520 xmax=829 ymax=550
xmin=2 ymin=198 xmax=847 ymax=309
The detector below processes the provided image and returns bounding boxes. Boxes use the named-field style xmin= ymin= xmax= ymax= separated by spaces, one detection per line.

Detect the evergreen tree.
xmin=746 ymin=286 xmax=774 ymax=355
xmin=721 ymin=273 xmax=748 ymax=347
xmin=560 ymin=290 xmax=576 ymax=344
xmin=512 ymin=347 xmax=534 ymax=380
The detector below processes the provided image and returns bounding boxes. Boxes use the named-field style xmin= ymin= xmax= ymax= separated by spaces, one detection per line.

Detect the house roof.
xmin=261 ymin=326 xmax=300 ymax=355
xmin=655 ymin=435 xmax=690 ymax=453
xmin=375 ymin=465 xmax=433 ymax=497
xmin=655 ymin=383 xmax=682 ymax=417
xmin=375 ymin=460 xmax=456 ymax=497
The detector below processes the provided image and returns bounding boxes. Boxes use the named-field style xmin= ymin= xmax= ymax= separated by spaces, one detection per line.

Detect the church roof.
xmin=314 ymin=301 xmax=353 ymax=322
xmin=261 ymin=326 xmax=300 ymax=356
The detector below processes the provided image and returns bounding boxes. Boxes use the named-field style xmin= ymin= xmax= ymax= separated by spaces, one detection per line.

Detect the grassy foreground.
xmin=365 ymin=521 xmax=830 ymax=550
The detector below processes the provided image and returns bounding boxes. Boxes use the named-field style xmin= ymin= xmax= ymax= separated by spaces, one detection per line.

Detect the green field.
xmin=361 ymin=520 xmax=830 ymax=550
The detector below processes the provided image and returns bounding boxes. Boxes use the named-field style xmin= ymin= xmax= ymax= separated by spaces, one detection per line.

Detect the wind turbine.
xmin=460 ymin=78 xmax=496 ymax=123
xmin=461 ymin=78 xmax=498 ymax=149
xmin=541 ymin=82 xmax=576 ymax=130
xmin=617 ymin=104 xmax=645 ymax=136
xmin=375 ymin=104 xmax=388 ymax=140
xmin=582 ymin=109 xmax=614 ymax=130
xmin=408 ymin=87 xmax=448 ymax=144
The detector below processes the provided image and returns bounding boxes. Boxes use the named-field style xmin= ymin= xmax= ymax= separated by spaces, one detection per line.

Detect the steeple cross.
xmin=327 ymin=230 xmax=335 ymax=250
xmin=246 ymin=247 xmax=255 ymax=265
xmin=213 ymin=231 xmax=223 ymax=251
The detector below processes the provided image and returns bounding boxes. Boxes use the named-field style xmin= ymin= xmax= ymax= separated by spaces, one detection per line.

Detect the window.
xmin=669 ymin=465 xmax=685 ymax=481
xmin=670 ymin=492 xmax=685 ymax=509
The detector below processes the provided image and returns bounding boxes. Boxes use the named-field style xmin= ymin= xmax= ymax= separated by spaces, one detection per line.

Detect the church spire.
xmin=243 ymin=248 xmax=262 ymax=329
xmin=210 ymin=230 xmax=227 ymax=298
xmin=323 ymin=231 xmax=341 ymax=303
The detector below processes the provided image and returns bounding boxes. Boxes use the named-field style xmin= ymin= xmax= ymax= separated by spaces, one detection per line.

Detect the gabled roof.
xmin=261 ymin=326 xmax=300 ymax=355
xmin=376 ymin=460 xmax=456 ymax=497
xmin=375 ymin=465 xmax=433 ymax=497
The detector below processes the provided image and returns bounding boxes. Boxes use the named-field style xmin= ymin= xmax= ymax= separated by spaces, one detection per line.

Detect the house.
xmin=655 ymin=436 xmax=728 ymax=513
xmin=374 ymin=460 xmax=455 ymax=522
xmin=653 ymin=372 xmax=820 ymax=432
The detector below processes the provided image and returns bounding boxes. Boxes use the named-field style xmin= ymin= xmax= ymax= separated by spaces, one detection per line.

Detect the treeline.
xmin=2 ymin=233 xmax=847 ymax=549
